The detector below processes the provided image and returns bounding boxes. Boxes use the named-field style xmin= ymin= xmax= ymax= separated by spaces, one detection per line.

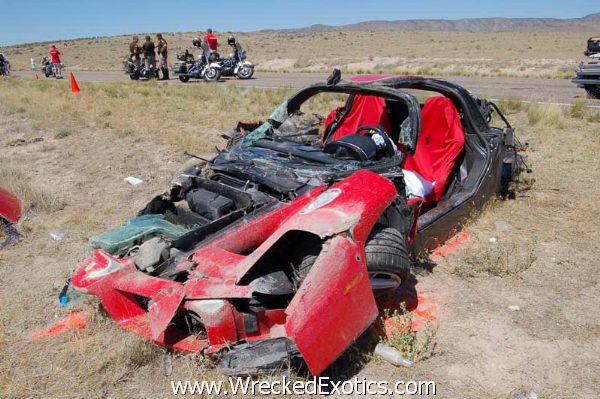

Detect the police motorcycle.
xmin=175 ymin=39 xmax=221 ymax=83
xmin=41 ymin=56 xmax=54 ymax=78
xmin=124 ymin=55 xmax=159 ymax=80
xmin=218 ymin=37 xmax=254 ymax=80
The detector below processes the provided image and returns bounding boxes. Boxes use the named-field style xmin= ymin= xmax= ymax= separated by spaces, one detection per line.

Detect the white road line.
xmin=489 ymin=98 xmax=600 ymax=110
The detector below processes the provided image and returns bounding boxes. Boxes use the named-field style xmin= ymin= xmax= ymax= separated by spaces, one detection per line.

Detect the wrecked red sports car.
xmin=71 ymin=74 xmax=524 ymax=376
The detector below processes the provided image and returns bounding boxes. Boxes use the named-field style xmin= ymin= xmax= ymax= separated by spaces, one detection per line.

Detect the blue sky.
xmin=1 ymin=0 xmax=598 ymax=46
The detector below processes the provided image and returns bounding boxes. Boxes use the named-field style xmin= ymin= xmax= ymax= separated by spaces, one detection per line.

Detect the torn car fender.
xmin=284 ymin=235 xmax=377 ymax=375
xmin=281 ymin=170 xmax=397 ymax=375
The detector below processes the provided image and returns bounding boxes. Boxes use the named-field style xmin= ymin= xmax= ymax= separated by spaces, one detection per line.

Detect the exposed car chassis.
xmin=71 ymin=74 xmax=523 ymax=376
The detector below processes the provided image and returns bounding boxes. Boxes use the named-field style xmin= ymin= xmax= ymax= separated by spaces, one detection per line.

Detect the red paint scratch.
xmin=430 ymin=231 xmax=471 ymax=261
xmin=30 ymin=310 xmax=87 ymax=340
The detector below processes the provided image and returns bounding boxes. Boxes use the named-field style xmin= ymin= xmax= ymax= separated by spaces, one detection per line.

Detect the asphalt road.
xmin=12 ymin=70 xmax=600 ymax=108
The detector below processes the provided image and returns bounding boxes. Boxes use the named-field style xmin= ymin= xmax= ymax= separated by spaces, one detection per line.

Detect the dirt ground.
xmin=2 ymin=30 xmax=595 ymax=79
xmin=0 ymin=77 xmax=599 ymax=398
xmin=10 ymin=70 xmax=600 ymax=109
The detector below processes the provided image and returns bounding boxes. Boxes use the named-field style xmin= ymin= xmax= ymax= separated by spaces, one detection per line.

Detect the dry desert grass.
xmin=2 ymin=30 xmax=594 ymax=79
xmin=0 ymin=77 xmax=599 ymax=397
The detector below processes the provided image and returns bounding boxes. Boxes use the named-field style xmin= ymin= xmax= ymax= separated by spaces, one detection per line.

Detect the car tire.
xmin=365 ymin=226 xmax=411 ymax=291
xmin=179 ymin=75 xmax=190 ymax=83
xmin=291 ymin=248 xmax=320 ymax=288
xmin=584 ymin=85 xmax=600 ymax=99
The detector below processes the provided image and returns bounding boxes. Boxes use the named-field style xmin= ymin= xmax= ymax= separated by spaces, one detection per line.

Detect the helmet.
xmin=192 ymin=37 xmax=201 ymax=48
xmin=227 ymin=36 xmax=236 ymax=46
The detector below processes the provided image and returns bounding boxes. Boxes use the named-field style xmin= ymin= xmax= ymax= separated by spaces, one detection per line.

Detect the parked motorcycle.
xmin=41 ymin=57 xmax=54 ymax=78
xmin=0 ymin=54 xmax=9 ymax=76
xmin=176 ymin=59 xmax=221 ymax=82
xmin=123 ymin=55 xmax=159 ymax=80
xmin=174 ymin=43 xmax=221 ymax=83
xmin=219 ymin=48 xmax=254 ymax=79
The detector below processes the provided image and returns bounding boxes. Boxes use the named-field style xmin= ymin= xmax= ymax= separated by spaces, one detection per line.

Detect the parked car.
xmin=572 ymin=37 xmax=600 ymax=99
xmin=71 ymin=74 xmax=526 ymax=377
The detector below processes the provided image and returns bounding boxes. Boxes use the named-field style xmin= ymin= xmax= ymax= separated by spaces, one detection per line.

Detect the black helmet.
xmin=227 ymin=36 xmax=236 ymax=46
xmin=192 ymin=37 xmax=201 ymax=48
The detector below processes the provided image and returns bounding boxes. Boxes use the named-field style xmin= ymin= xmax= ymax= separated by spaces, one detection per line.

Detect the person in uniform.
xmin=142 ymin=35 xmax=156 ymax=75
xmin=156 ymin=33 xmax=169 ymax=80
xmin=129 ymin=36 xmax=142 ymax=79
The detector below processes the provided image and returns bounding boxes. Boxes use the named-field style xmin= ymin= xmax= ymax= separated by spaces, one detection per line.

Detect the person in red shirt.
xmin=202 ymin=29 xmax=218 ymax=52
xmin=49 ymin=44 xmax=63 ymax=79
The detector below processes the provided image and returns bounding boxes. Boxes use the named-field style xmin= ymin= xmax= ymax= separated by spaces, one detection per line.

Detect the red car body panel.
xmin=71 ymin=170 xmax=397 ymax=375
xmin=0 ymin=187 xmax=21 ymax=224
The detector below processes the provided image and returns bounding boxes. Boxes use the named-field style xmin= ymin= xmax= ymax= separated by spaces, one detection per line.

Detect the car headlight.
xmin=299 ymin=189 xmax=342 ymax=215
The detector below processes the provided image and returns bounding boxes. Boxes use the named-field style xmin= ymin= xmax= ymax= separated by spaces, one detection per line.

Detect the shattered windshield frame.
xmin=242 ymin=82 xmax=423 ymax=155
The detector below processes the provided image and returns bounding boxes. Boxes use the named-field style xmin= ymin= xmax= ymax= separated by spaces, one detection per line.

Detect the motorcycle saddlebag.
xmin=173 ymin=61 xmax=186 ymax=74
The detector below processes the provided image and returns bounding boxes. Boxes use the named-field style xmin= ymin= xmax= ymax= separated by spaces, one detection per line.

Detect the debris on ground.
xmin=124 ymin=176 xmax=143 ymax=186
xmin=162 ymin=351 xmax=173 ymax=377
xmin=58 ymin=278 xmax=90 ymax=308
xmin=30 ymin=310 xmax=87 ymax=340
xmin=489 ymin=237 xmax=498 ymax=243
xmin=513 ymin=390 xmax=538 ymax=399
xmin=508 ymin=305 xmax=521 ymax=312
xmin=495 ymin=220 xmax=513 ymax=231
xmin=0 ymin=187 xmax=22 ymax=249
xmin=50 ymin=231 xmax=68 ymax=241
xmin=374 ymin=343 xmax=414 ymax=368
xmin=0 ymin=222 xmax=21 ymax=249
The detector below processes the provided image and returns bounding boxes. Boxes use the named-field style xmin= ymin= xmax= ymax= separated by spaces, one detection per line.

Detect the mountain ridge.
xmin=261 ymin=13 xmax=600 ymax=33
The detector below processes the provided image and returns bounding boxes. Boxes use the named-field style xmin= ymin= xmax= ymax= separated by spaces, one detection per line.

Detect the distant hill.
xmin=265 ymin=13 xmax=600 ymax=33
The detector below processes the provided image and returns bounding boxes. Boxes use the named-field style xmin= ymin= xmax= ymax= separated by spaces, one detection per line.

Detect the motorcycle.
xmin=41 ymin=57 xmax=54 ymax=78
xmin=0 ymin=54 xmax=9 ymax=77
xmin=123 ymin=55 xmax=159 ymax=80
xmin=219 ymin=48 xmax=254 ymax=80
xmin=173 ymin=42 xmax=221 ymax=83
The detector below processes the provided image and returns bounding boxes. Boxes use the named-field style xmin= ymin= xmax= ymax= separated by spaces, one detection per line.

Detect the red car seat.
xmin=323 ymin=95 xmax=391 ymax=142
xmin=403 ymin=96 xmax=465 ymax=202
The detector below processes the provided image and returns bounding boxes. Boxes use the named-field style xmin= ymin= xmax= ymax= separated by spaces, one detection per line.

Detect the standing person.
xmin=156 ymin=33 xmax=169 ymax=80
xmin=203 ymin=28 xmax=218 ymax=52
xmin=0 ymin=53 xmax=6 ymax=76
xmin=129 ymin=35 xmax=142 ymax=79
xmin=30 ymin=57 xmax=36 ymax=71
xmin=142 ymin=35 xmax=156 ymax=77
xmin=49 ymin=44 xmax=62 ymax=79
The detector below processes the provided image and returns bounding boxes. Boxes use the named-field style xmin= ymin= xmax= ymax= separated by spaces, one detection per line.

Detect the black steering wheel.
xmin=355 ymin=125 xmax=396 ymax=157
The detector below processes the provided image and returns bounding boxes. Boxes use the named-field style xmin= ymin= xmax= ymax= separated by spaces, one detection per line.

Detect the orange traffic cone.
xmin=35 ymin=74 xmax=39 ymax=80
xmin=70 ymin=72 xmax=80 ymax=93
